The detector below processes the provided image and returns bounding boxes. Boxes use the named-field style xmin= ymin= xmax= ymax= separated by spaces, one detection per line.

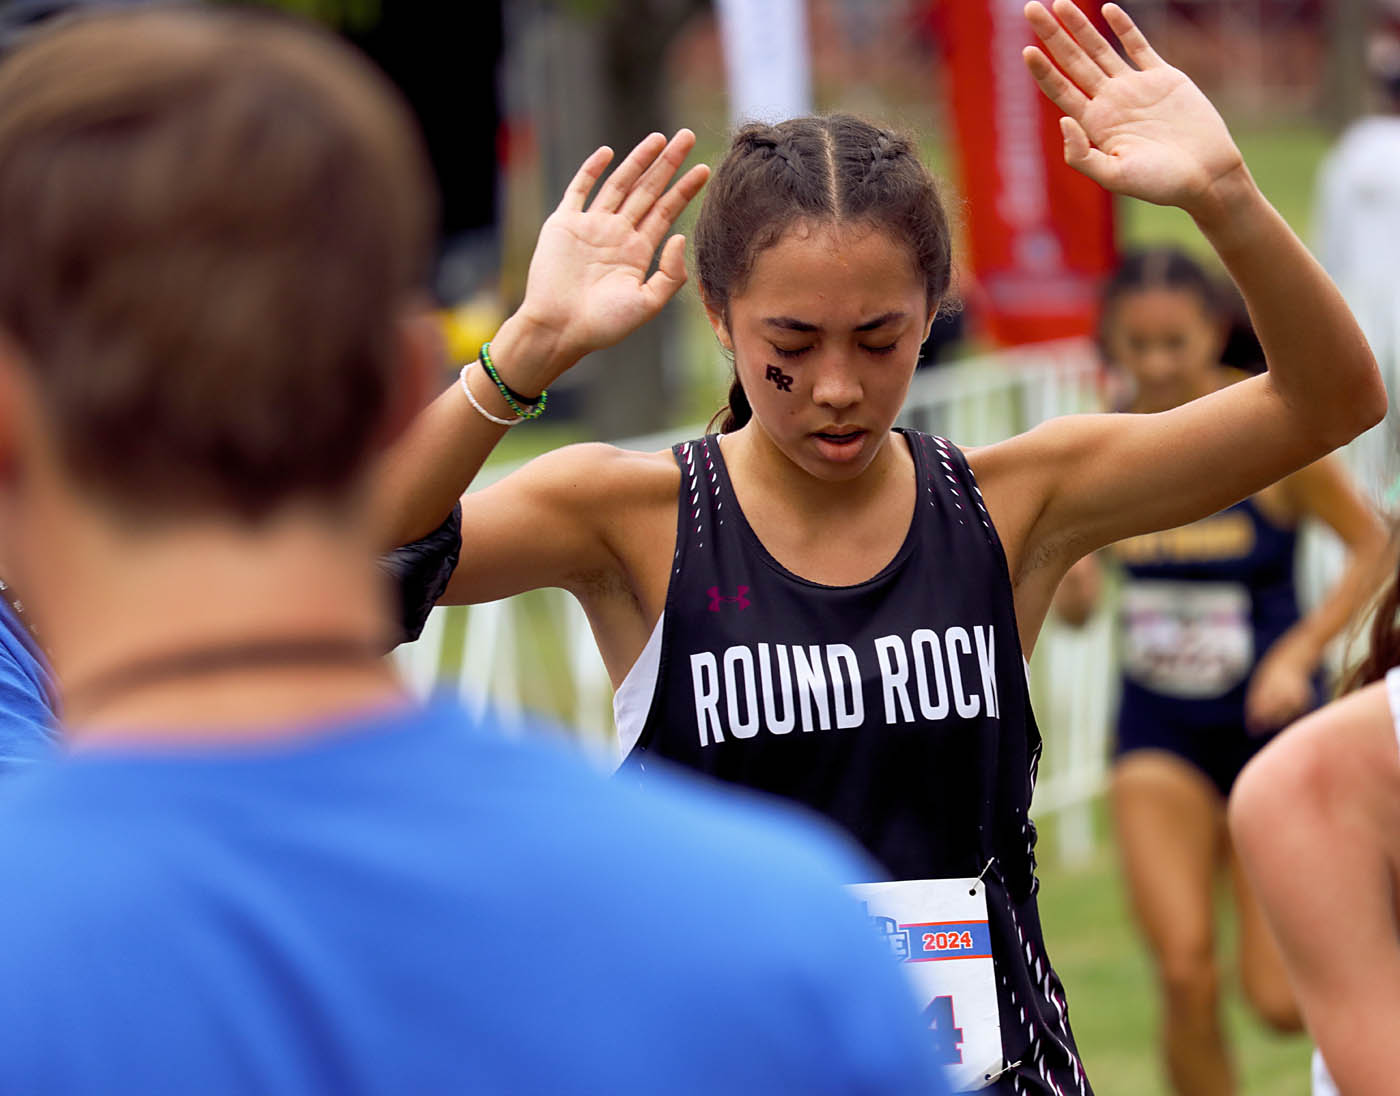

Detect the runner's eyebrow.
xmin=762 ymin=312 xmax=908 ymax=333
xmin=854 ymin=312 xmax=907 ymax=331
xmin=763 ymin=317 xmax=819 ymax=333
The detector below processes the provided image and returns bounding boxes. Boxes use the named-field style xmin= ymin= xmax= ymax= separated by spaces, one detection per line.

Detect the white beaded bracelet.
xmin=459 ymin=361 xmax=522 ymax=427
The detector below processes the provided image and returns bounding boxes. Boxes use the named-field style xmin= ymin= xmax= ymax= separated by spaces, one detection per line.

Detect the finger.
xmin=558 ymin=146 xmax=614 ymax=213
xmin=619 ymin=129 xmax=699 ymax=226
xmin=640 ymin=234 xmax=690 ymax=312
xmin=1022 ymin=45 xmax=1090 ymax=117
xmin=1103 ymin=3 xmax=1163 ymax=69
xmin=591 ymin=132 xmax=667 ymax=214
xmin=1024 ymin=1 xmax=1106 ymax=94
xmin=1051 ymin=0 xmax=1129 ymax=77
xmin=637 ymin=162 xmax=711 ymax=251
xmin=1058 ymin=116 xmax=1115 ymax=184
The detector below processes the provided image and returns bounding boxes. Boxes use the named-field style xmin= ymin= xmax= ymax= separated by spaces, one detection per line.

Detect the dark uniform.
xmin=622 ymin=431 xmax=1091 ymax=1096
xmin=1111 ymin=497 xmax=1321 ymax=796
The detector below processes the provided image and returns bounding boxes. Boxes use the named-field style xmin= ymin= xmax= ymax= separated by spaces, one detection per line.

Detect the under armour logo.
xmin=707 ymin=585 xmax=751 ymax=612
xmin=764 ymin=364 xmax=793 ymax=392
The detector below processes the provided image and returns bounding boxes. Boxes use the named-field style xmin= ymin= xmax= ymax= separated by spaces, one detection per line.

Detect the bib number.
xmin=849 ymin=878 xmax=1003 ymax=1092
xmin=1121 ymin=580 xmax=1253 ymax=699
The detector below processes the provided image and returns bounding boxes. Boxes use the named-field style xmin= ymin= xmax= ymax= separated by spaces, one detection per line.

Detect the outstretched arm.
xmin=370 ymin=131 xmax=709 ymax=548
xmin=975 ymin=3 xmax=1385 ymax=647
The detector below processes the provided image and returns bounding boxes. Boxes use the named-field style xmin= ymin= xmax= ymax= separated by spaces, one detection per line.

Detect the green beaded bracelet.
xmin=479 ymin=342 xmax=548 ymax=420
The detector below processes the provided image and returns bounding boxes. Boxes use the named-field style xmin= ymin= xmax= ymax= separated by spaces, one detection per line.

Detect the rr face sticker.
xmin=764 ymin=364 xmax=794 ymax=392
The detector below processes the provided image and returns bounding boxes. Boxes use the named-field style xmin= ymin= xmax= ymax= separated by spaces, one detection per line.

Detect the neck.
xmin=22 ymin=505 xmax=405 ymax=743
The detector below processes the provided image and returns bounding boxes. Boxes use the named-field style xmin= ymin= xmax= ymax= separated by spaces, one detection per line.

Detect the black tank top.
xmin=623 ymin=430 xmax=1090 ymax=1095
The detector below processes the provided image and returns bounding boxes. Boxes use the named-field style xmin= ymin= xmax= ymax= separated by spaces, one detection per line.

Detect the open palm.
xmin=1024 ymin=1 xmax=1245 ymax=215
xmin=517 ymin=131 xmax=710 ymax=371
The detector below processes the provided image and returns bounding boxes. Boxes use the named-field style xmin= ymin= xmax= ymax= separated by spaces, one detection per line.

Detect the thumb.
xmin=1059 ymin=116 xmax=1113 ymax=184
xmin=642 ymin=234 xmax=690 ymax=309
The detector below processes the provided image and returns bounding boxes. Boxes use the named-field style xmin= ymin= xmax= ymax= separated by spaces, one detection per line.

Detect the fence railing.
xmin=393 ymin=338 xmax=1118 ymax=863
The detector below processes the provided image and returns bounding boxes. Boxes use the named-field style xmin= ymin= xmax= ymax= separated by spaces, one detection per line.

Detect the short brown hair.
xmin=0 ymin=6 xmax=436 ymax=520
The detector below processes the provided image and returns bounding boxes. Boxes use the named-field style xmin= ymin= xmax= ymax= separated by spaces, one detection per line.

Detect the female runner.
xmin=375 ymin=4 xmax=1386 ymax=1091
xmin=1230 ymin=549 xmax=1400 ymax=1096
xmin=1054 ymin=248 xmax=1387 ymax=1096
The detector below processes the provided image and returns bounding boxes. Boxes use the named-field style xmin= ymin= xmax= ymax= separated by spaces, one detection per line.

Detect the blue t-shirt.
xmin=0 ymin=700 xmax=947 ymax=1095
xmin=0 ymin=596 xmax=57 ymax=776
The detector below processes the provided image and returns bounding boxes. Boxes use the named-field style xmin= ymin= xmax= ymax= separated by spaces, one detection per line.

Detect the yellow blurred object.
xmin=439 ymin=294 xmax=504 ymax=366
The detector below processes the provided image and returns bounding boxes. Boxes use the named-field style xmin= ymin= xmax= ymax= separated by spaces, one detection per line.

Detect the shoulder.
xmin=494 ymin=441 xmax=680 ymax=511
xmin=1231 ymin=682 xmax=1398 ymax=833
xmin=1275 ymin=452 xmax=1363 ymax=517
xmin=964 ymin=414 xmax=1115 ymax=561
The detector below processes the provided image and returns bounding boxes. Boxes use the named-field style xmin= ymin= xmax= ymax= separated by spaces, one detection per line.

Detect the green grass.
xmin=1035 ymin=806 xmax=1314 ymax=1095
xmin=1117 ymin=122 xmax=1333 ymax=258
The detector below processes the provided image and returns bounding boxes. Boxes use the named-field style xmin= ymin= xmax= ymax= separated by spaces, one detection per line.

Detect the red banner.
xmin=934 ymin=0 xmax=1117 ymax=346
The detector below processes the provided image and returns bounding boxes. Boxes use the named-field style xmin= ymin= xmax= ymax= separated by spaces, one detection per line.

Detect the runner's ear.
xmin=703 ymin=302 xmax=733 ymax=354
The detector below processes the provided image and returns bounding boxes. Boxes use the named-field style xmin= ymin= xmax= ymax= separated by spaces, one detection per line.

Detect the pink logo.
xmin=707 ymin=585 xmax=751 ymax=612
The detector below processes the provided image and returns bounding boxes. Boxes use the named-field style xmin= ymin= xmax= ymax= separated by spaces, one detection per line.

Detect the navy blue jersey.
xmin=1111 ymin=497 xmax=1320 ymax=793
xmin=623 ymin=431 xmax=1090 ymax=1096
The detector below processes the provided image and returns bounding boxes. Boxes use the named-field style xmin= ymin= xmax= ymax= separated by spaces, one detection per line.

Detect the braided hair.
xmin=696 ymin=115 xmax=952 ymax=433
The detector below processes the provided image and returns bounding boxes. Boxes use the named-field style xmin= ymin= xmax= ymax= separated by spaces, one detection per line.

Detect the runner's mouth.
xmin=813 ymin=429 xmax=865 ymax=443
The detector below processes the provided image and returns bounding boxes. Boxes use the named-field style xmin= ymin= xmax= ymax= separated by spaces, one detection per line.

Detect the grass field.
xmin=1118 ymin=122 xmax=1333 ymax=255
xmin=1034 ymin=806 xmax=1314 ymax=1095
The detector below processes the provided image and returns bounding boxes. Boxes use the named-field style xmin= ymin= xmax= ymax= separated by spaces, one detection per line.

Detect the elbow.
xmin=1312 ymin=371 xmax=1388 ymax=451
xmin=1356 ymin=372 xmax=1389 ymax=434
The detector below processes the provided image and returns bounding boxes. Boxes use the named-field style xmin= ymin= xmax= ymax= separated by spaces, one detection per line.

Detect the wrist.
xmin=1186 ymin=162 xmax=1266 ymax=246
xmin=489 ymin=310 xmax=580 ymax=395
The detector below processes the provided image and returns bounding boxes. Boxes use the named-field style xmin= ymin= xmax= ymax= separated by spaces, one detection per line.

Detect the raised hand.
xmin=1023 ymin=2 xmax=1246 ymax=217
xmin=508 ymin=130 xmax=710 ymax=386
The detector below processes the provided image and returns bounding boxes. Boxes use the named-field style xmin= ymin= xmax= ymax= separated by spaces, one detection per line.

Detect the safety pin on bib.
xmin=969 ymin=857 xmax=995 ymax=896
xmin=984 ymin=1058 xmax=1024 ymax=1085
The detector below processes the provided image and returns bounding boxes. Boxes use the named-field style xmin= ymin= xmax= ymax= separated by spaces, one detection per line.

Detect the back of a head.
xmin=0 ymin=6 xmax=436 ymax=522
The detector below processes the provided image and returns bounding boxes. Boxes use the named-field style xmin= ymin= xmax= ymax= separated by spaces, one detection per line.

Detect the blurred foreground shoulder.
xmin=1231 ymin=681 xmax=1396 ymax=836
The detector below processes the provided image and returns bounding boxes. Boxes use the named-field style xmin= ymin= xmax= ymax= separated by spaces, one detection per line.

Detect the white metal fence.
xmin=393 ymin=338 xmax=1118 ymax=863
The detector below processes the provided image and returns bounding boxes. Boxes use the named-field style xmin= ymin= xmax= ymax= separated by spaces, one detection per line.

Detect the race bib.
xmin=1121 ymin=580 xmax=1253 ymax=699
xmin=849 ymin=878 xmax=1003 ymax=1092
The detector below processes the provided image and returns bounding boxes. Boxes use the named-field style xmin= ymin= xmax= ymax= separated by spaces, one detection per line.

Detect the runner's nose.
xmin=810 ymin=355 xmax=862 ymax=410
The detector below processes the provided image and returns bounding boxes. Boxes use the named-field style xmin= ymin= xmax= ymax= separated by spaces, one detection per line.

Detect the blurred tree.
xmin=590 ymin=0 xmax=712 ymax=439
xmin=1322 ymin=0 xmax=1368 ymax=131
xmin=512 ymin=0 xmax=709 ymax=438
xmin=227 ymin=1 xmax=503 ymax=303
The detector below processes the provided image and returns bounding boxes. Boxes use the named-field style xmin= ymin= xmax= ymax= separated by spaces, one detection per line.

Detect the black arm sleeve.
xmin=377 ymin=503 xmax=462 ymax=648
